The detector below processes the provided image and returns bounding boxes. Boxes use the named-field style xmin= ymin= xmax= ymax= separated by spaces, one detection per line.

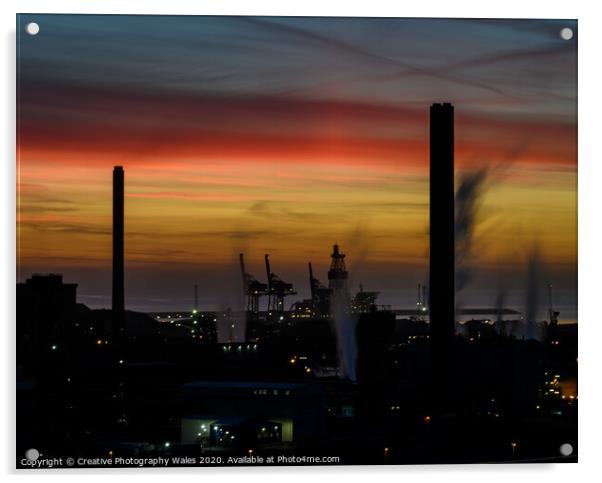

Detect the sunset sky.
xmin=16 ymin=15 xmax=577 ymax=317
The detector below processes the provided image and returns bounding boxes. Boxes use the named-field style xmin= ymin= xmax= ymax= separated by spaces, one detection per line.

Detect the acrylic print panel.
xmin=16 ymin=15 xmax=577 ymax=467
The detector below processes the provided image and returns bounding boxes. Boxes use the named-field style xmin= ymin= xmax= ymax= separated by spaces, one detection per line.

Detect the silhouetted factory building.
xmin=112 ymin=166 xmax=125 ymax=334
xmin=429 ymin=103 xmax=455 ymax=372
xmin=17 ymin=274 xmax=77 ymax=363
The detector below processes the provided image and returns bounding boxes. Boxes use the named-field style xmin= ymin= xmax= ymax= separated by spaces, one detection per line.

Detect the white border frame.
xmin=3 ymin=1 xmax=600 ymax=482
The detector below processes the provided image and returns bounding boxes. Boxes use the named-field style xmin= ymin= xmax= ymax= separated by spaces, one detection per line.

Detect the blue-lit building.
xmin=179 ymin=381 xmax=325 ymax=447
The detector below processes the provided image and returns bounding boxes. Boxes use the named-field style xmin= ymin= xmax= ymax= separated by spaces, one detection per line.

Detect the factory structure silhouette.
xmin=105 ymin=103 xmax=496 ymax=381
xmin=16 ymin=104 xmax=577 ymax=466
xmin=107 ymin=103 xmax=525 ymax=363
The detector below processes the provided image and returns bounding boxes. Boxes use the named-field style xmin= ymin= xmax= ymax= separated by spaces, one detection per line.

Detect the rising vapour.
xmin=455 ymin=168 xmax=489 ymax=311
xmin=331 ymin=293 xmax=358 ymax=382
xmin=326 ymin=243 xmax=358 ymax=382
xmin=454 ymin=140 xmax=530 ymax=309
xmin=337 ymin=227 xmax=367 ymax=382
xmin=345 ymin=221 xmax=370 ymax=289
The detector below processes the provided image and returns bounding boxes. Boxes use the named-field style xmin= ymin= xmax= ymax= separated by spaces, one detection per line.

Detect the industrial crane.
xmin=239 ymin=253 xmax=268 ymax=313
xmin=264 ymin=254 xmax=297 ymax=312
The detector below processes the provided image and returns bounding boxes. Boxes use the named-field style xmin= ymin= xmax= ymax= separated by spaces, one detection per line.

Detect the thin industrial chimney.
xmin=112 ymin=166 xmax=125 ymax=333
xmin=429 ymin=103 xmax=455 ymax=366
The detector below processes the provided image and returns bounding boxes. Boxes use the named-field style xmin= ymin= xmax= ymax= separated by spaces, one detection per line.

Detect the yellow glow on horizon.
xmin=17 ymin=154 xmax=576 ymax=273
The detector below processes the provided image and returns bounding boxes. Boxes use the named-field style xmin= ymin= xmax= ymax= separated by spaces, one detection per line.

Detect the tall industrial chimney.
xmin=429 ymin=103 xmax=455 ymax=370
xmin=112 ymin=166 xmax=125 ymax=333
